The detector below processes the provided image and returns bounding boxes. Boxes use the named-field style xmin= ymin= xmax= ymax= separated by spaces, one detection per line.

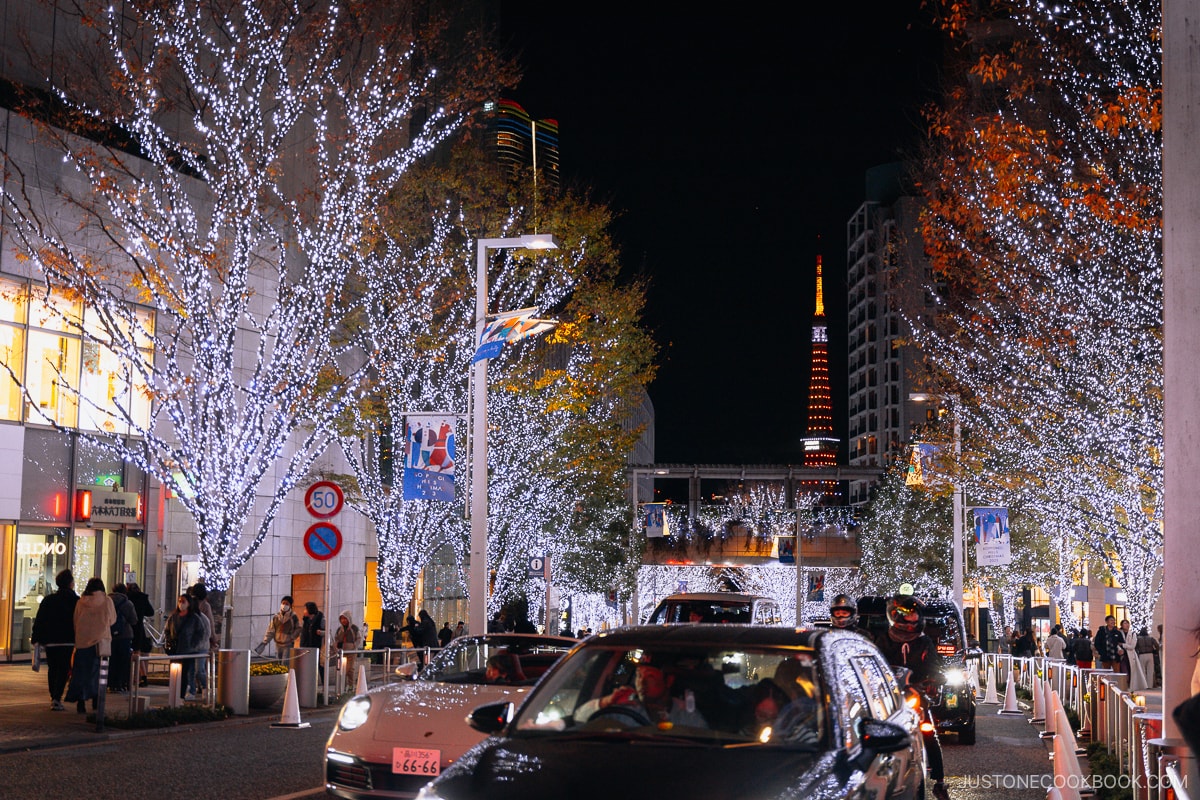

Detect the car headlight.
xmin=942 ymin=668 xmax=966 ymax=687
xmin=338 ymin=696 xmax=372 ymax=730
xmin=415 ymin=786 xmax=446 ymax=800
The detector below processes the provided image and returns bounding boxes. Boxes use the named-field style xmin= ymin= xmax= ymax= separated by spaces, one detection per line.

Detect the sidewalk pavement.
xmin=0 ymin=661 xmax=339 ymax=754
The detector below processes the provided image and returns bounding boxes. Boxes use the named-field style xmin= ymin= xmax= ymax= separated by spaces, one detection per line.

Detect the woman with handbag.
xmin=64 ymin=578 xmax=116 ymax=714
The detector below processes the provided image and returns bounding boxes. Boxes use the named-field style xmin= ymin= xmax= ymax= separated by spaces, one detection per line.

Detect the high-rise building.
xmin=486 ymin=99 xmax=560 ymax=193
xmin=801 ymin=256 xmax=840 ymax=499
xmin=845 ymin=164 xmax=939 ymax=505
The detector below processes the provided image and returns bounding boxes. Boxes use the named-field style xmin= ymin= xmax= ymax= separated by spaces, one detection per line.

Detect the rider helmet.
xmin=886 ymin=593 xmax=925 ymax=642
xmin=829 ymin=594 xmax=858 ymax=629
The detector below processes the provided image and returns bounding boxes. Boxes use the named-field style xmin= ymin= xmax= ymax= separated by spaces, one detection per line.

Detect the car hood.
xmin=327 ymin=681 xmax=533 ymax=768
xmin=430 ymin=737 xmax=860 ymax=800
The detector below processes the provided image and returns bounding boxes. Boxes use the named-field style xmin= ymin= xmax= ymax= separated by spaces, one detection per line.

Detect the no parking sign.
xmin=304 ymin=521 xmax=343 ymax=561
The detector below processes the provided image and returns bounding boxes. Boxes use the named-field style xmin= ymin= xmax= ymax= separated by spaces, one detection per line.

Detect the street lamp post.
xmin=910 ymin=393 xmax=964 ymax=614
xmin=469 ymin=234 xmax=559 ymax=636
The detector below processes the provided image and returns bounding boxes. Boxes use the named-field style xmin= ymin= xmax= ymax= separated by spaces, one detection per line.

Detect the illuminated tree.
xmin=913 ymin=0 xmax=1162 ymax=629
xmin=337 ymin=142 xmax=656 ymax=617
xmin=0 ymin=0 xmax=465 ymax=589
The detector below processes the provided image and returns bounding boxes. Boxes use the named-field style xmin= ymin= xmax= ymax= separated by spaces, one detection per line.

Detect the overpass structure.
xmin=624 ymin=464 xmax=887 ymax=622
xmin=627 ymin=463 xmax=887 ymax=520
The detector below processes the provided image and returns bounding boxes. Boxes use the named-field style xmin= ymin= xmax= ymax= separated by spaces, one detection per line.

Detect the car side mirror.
xmin=394 ymin=662 xmax=419 ymax=679
xmin=467 ymin=701 xmax=513 ymax=734
xmin=856 ymin=718 xmax=912 ymax=766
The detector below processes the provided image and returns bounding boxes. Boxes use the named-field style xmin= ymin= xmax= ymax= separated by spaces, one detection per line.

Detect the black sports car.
xmin=414 ymin=625 xmax=927 ymax=800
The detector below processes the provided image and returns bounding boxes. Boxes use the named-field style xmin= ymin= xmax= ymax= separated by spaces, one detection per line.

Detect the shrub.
xmin=98 ymin=704 xmax=234 ymax=729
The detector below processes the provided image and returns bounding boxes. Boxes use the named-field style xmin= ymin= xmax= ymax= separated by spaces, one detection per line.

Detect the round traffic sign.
xmin=304 ymin=522 xmax=343 ymax=561
xmin=304 ymin=481 xmax=344 ymax=518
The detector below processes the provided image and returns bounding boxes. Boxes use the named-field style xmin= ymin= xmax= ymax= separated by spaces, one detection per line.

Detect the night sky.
xmin=499 ymin=3 xmax=944 ymax=465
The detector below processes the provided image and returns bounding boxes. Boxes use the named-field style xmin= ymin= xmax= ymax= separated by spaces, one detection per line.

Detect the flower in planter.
xmin=250 ymin=662 xmax=289 ymax=677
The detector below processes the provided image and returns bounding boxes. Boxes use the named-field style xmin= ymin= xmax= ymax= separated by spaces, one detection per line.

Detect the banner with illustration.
xmin=402 ymin=414 xmax=456 ymax=501
xmin=776 ymin=535 xmax=796 ymax=564
xmin=806 ymin=572 xmax=826 ymax=602
xmin=472 ymin=308 xmax=558 ymax=364
xmin=905 ymin=442 xmax=949 ymax=489
xmin=643 ymin=503 xmax=669 ymax=538
xmin=972 ymin=507 xmax=1012 ymax=567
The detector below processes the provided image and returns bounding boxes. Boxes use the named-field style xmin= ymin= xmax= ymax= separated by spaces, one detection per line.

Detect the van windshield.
xmin=652 ymin=600 xmax=753 ymax=624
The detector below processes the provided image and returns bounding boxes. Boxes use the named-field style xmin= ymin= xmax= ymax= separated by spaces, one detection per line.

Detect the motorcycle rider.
xmin=872 ymin=592 xmax=950 ymax=800
xmin=829 ymin=594 xmax=858 ymax=630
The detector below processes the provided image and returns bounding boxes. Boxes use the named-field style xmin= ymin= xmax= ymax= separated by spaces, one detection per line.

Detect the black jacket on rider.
xmin=872 ymin=630 xmax=943 ymax=687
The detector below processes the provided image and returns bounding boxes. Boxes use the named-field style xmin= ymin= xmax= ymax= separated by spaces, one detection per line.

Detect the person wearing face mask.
xmin=258 ymin=595 xmax=301 ymax=658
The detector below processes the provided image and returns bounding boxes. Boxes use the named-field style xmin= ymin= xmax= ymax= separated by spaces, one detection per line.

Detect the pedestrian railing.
xmin=129 ymin=651 xmax=215 ymax=714
xmin=975 ymin=652 xmax=1185 ymax=799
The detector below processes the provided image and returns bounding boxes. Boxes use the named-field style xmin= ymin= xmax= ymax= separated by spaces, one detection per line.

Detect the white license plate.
xmin=392 ymin=747 xmax=441 ymax=776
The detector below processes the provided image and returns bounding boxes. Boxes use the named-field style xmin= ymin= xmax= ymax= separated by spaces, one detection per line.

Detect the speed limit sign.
xmin=304 ymin=481 xmax=344 ymax=518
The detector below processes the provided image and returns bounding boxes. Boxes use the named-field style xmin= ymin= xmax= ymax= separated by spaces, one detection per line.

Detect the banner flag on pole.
xmin=906 ymin=442 xmax=949 ymax=490
xmin=643 ymin=503 xmax=668 ymax=538
xmin=402 ymin=414 xmax=456 ymax=501
xmin=776 ymin=535 xmax=796 ymax=564
xmin=806 ymin=572 xmax=826 ymax=602
xmin=472 ymin=308 xmax=558 ymax=364
xmin=973 ymin=507 xmax=1012 ymax=567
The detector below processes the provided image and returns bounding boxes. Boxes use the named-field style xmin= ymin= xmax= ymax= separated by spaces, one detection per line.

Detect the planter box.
xmin=247 ymin=674 xmax=288 ymax=709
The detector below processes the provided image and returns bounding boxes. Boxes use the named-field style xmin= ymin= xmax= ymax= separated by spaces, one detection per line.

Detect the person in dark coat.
xmin=31 ymin=569 xmax=78 ymax=711
xmin=438 ymin=621 xmax=453 ymax=648
xmin=126 ymin=581 xmax=154 ymax=687
xmin=416 ymin=610 xmax=439 ymax=648
xmin=108 ymin=584 xmax=138 ymax=692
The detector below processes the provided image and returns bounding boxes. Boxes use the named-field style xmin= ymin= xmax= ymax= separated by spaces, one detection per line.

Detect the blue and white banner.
xmin=972 ymin=507 xmax=1012 ymax=567
xmin=806 ymin=572 xmax=826 ymax=602
xmin=776 ymin=535 xmax=796 ymax=564
xmin=643 ymin=503 xmax=668 ymax=538
xmin=402 ymin=414 xmax=456 ymax=501
xmin=472 ymin=308 xmax=558 ymax=364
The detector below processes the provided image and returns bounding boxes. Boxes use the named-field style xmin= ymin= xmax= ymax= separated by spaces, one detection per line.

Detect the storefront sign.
xmin=84 ymin=490 xmax=143 ymax=525
xmin=17 ymin=540 xmax=67 ymax=556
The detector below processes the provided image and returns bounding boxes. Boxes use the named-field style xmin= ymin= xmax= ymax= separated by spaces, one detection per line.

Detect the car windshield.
xmin=418 ymin=636 xmax=575 ymax=686
xmin=652 ymin=600 xmax=753 ymax=624
xmin=510 ymin=643 xmax=825 ymax=748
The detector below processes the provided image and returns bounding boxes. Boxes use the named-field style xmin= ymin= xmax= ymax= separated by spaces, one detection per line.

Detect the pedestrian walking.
xmin=416 ymin=610 xmax=438 ymax=649
xmin=188 ymin=583 xmax=217 ymax=696
xmin=30 ymin=569 xmax=78 ymax=711
xmin=334 ymin=611 xmax=361 ymax=676
xmin=1073 ymin=627 xmax=1094 ymax=668
xmin=126 ymin=581 xmax=154 ymax=687
xmin=165 ymin=593 xmax=210 ymax=701
xmin=65 ymin=577 xmax=116 ymax=714
xmin=453 ymin=620 xmax=465 ymax=639
xmin=438 ymin=621 xmax=453 ymax=648
xmin=107 ymin=584 xmax=138 ymax=693
xmin=1094 ymin=615 xmax=1124 ymax=671
xmin=301 ymin=601 xmax=326 ymax=680
xmin=257 ymin=595 xmax=301 ymax=658
xmin=1044 ymin=625 xmax=1067 ymax=661
xmin=1136 ymin=627 xmax=1160 ymax=688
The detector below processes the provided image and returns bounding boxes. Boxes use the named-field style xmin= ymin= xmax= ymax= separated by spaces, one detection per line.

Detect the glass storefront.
xmin=10 ymin=527 xmax=70 ymax=655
